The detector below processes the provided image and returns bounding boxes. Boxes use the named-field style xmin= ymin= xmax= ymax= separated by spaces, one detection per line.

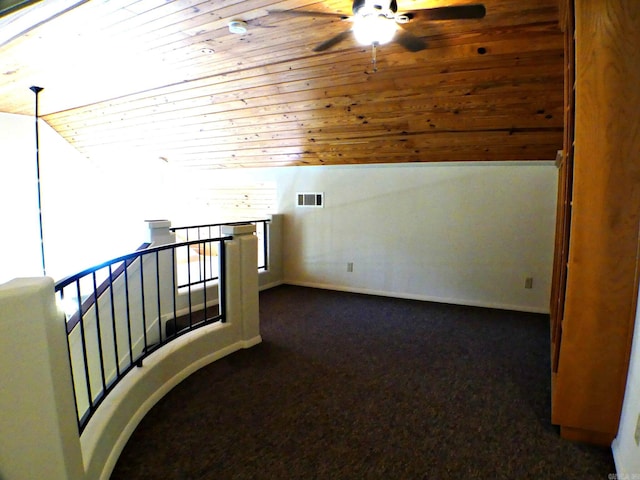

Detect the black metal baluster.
xmin=187 ymin=244 xmax=193 ymax=329
xmin=76 ymin=279 xmax=93 ymax=422
xmin=61 ymin=287 xmax=82 ymax=431
xmin=220 ymin=239 xmax=227 ymax=323
xmin=124 ymin=262 xmax=134 ymax=367
xmin=92 ymin=271 xmax=107 ymax=396
xmin=197 ymin=227 xmax=203 ymax=283
xmin=265 ymin=220 xmax=270 ymax=270
xmin=209 ymin=226 xmax=213 ymax=282
xmin=156 ymin=251 xmax=162 ymax=346
xmin=202 ymin=241 xmax=207 ymax=324
xmin=184 ymin=229 xmax=190 ymax=290
xmin=108 ymin=264 xmax=120 ymax=379
xmin=171 ymin=245 xmax=177 ymax=337
xmin=139 ymin=256 xmax=148 ymax=366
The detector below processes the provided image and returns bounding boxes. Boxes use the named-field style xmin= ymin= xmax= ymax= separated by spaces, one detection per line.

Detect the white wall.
xmin=0 ymin=112 xmax=176 ymax=283
xmin=613 ymin=282 xmax=640 ymax=473
xmin=1 ymin=109 xmax=557 ymax=312
xmin=0 ymin=278 xmax=84 ymax=480
xmin=0 ymin=113 xmax=44 ymax=281
xmin=204 ymin=162 xmax=558 ymax=313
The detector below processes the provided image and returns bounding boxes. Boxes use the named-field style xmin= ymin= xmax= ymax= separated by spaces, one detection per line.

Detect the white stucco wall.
xmin=1 ymin=108 xmax=557 ymax=312
xmin=0 ymin=277 xmax=84 ymax=480
xmin=0 ymin=112 xmax=173 ymax=283
xmin=0 ymin=113 xmax=43 ymax=281
xmin=202 ymin=161 xmax=557 ymax=313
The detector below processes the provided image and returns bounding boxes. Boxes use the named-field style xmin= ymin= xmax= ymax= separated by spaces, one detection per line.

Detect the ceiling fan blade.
xmin=268 ymin=9 xmax=349 ymax=20
xmin=394 ymin=26 xmax=426 ymax=52
xmin=313 ymin=29 xmax=353 ymax=52
xmin=412 ymin=4 xmax=486 ymax=21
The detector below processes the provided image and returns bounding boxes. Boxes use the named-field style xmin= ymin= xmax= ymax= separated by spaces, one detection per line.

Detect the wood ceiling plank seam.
xmin=104 ymin=0 xmax=235 ymax=42
xmin=124 ymin=5 xmax=336 ymax=54
xmin=63 ymin=118 xmax=411 ymax=146
xmin=49 ymin=96 xmax=563 ymax=144
xmin=46 ymin=62 xmax=563 ymax=128
xmin=45 ymin=71 xmax=564 ymax=135
xmin=201 ymin=147 xmax=562 ymax=162
xmin=142 ymin=25 xmax=559 ymax=73
xmin=42 ymin=47 xmax=562 ymax=124
xmin=67 ymin=127 xmax=524 ymax=151
xmin=47 ymin=79 xmax=376 ymax=126
xmin=47 ymin=83 xmax=563 ymax=138
xmin=81 ymin=125 xmax=563 ymax=155
xmin=64 ymin=116 xmax=563 ymax=151
xmin=144 ymin=8 xmax=560 ymax=60
xmin=112 ymin=127 xmax=561 ymax=151
xmin=147 ymin=10 xmax=349 ymax=50
xmin=48 ymin=92 xmax=560 ymax=136
xmin=120 ymin=0 xmax=182 ymax=15
xmin=140 ymin=32 xmax=562 ymax=86
xmin=113 ymin=7 xmax=560 ymax=68
xmin=104 ymin=131 xmax=563 ymax=159
xmin=107 ymin=0 xmax=325 ymax=48
xmin=170 ymin=148 xmax=559 ymax=166
xmin=70 ymin=129 xmax=404 ymax=148
xmin=13 ymin=28 xmax=560 ymax=118
xmin=149 ymin=49 xmax=552 ymax=95
xmin=0 ymin=4 xmax=328 ymax=109
xmin=27 ymin=42 xmax=384 ymax=118
xmin=177 ymin=150 xmax=558 ymax=168
xmin=39 ymin=53 xmax=382 ymax=120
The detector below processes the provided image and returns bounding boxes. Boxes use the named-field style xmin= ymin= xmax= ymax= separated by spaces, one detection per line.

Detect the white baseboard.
xmin=284 ymin=280 xmax=550 ymax=315
xmin=259 ymin=279 xmax=284 ymax=291
xmin=242 ymin=335 xmax=263 ymax=348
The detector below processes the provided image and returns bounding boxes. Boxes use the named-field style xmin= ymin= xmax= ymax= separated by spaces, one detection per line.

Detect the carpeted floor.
xmin=110 ymin=285 xmax=615 ymax=479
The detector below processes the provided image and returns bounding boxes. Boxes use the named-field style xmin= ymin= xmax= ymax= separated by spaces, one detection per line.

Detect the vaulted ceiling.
xmin=0 ymin=0 xmax=564 ymax=169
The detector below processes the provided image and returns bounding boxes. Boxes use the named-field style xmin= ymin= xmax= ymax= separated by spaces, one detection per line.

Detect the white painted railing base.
xmin=0 ymin=223 xmax=262 ymax=480
xmin=83 ymin=323 xmax=261 ymax=479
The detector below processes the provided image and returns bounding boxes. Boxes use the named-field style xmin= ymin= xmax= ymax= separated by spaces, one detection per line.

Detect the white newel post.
xmin=221 ymin=223 xmax=261 ymax=347
xmin=144 ymin=219 xmax=177 ymax=329
xmin=0 ymin=278 xmax=84 ymax=480
xmin=144 ymin=219 xmax=174 ymax=246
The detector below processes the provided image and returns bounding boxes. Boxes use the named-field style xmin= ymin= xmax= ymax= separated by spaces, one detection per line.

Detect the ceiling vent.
xmin=297 ymin=192 xmax=324 ymax=208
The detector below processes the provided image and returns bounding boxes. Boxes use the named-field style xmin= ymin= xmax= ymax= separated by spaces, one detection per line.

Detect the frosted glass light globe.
xmin=353 ymin=15 xmax=397 ymax=46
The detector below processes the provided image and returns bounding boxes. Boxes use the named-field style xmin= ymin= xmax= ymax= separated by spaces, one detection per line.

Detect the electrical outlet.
xmin=634 ymin=412 xmax=640 ymax=446
xmin=347 ymin=262 xmax=354 ymax=273
xmin=525 ymin=277 xmax=534 ymax=289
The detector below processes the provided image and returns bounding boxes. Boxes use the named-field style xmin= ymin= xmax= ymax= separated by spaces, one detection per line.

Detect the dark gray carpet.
xmin=110 ymin=285 xmax=615 ymax=479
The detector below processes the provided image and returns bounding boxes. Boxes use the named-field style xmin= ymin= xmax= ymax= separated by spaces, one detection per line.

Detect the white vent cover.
xmin=297 ymin=192 xmax=324 ymax=208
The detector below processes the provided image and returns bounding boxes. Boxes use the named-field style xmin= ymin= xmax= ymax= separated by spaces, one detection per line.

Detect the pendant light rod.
xmin=30 ymin=85 xmax=46 ymax=276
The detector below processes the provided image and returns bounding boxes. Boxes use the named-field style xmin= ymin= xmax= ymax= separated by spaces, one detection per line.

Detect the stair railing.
xmin=54 ymin=236 xmax=229 ymax=432
xmin=170 ymin=219 xmax=269 ymax=288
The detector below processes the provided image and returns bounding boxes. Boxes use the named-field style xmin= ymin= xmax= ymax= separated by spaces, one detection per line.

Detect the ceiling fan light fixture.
xmin=353 ymin=15 xmax=397 ymax=46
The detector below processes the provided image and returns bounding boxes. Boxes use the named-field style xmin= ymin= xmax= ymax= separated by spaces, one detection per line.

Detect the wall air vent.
xmin=296 ymin=192 xmax=324 ymax=208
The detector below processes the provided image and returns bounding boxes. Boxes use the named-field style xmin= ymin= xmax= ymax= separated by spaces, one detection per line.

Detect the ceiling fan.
xmin=269 ymin=1 xmax=486 ymax=54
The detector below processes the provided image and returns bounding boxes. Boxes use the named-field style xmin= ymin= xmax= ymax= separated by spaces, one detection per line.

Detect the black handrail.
xmin=170 ymin=220 xmax=268 ymax=231
xmin=63 ymin=243 xmax=150 ymax=334
xmin=55 ymin=236 xmax=230 ymax=433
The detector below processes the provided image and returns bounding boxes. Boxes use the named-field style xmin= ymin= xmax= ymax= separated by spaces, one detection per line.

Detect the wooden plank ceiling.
xmin=0 ymin=0 xmax=564 ymax=169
